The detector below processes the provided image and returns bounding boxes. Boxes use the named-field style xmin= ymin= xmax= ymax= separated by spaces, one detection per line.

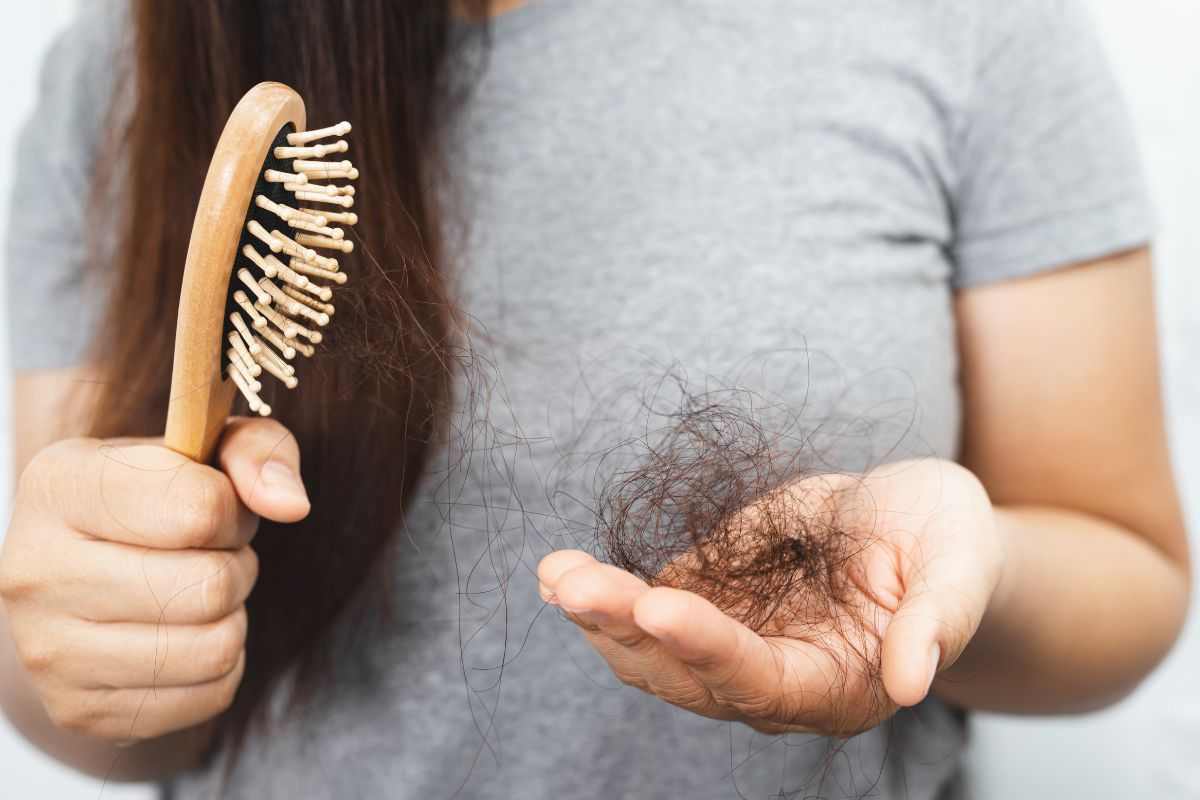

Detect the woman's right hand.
xmin=0 ymin=417 xmax=310 ymax=743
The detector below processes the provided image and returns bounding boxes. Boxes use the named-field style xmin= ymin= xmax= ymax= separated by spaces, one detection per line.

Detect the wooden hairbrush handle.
xmin=164 ymin=83 xmax=306 ymax=462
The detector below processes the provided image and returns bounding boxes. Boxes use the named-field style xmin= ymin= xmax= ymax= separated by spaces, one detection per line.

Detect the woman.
xmin=0 ymin=1 xmax=1188 ymax=798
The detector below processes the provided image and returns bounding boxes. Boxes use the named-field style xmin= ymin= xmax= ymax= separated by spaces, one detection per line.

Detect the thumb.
xmin=880 ymin=564 xmax=991 ymax=709
xmin=217 ymin=417 xmax=310 ymax=523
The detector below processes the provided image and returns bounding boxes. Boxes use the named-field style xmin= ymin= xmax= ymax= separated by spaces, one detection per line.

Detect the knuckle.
xmin=45 ymin=695 xmax=101 ymax=735
xmin=239 ymin=547 xmax=260 ymax=594
xmin=201 ymin=611 xmax=247 ymax=680
xmin=170 ymin=470 xmax=234 ymax=546
xmin=18 ymin=439 xmax=82 ymax=514
xmin=0 ymin=559 xmax=34 ymax=603
xmin=16 ymin=638 xmax=58 ymax=676
xmin=607 ymin=628 xmax=653 ymax=651
xmin=21 ymin=439 xmax=70 ymax=483
xmin=199 ymin=554 xmax=240 ymax=618
xmin=14 ymin=457 xmax=47 ymax=508
xmin=251 ymin=417 xmax=291 ymax=445
xmin=42 ymin=699 xmax=75 ymax=730
xmin=209 ymin=651 xmax=246 ymax=715
xmin=224 ymin=417 xmax=296 ymax=464
xmin=253 ymin=418 xmax=294 ymax=452
xmin=215 ymin=670 xmax=241 ymax=713
xmin=54 ymin=711 xmax=92 ymax=735
xmin=562 ymin=611 xmax=601 ymax=634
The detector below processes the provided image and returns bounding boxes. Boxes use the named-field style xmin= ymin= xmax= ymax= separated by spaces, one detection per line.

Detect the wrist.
xmin=982 ymin=505 xmax=1019 ymax=626
xmin=930 ymin=500 xmax=1016 ymax=699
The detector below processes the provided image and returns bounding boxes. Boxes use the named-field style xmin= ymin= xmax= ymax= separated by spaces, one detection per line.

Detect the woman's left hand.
xmin=537 ymin=459 xmax=1006 ymax=735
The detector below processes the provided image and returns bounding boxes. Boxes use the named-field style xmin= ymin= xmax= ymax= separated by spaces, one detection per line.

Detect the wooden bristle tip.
xmin=296 ymin=233 xmax=353 ymax=253
xmin=274 ymin=140 xmax=348 ymax=160
xmin=233 ymin=290 xmax=268 ymax=328
xmin=228 ymin=365 xmax=269 ymax=415
xmin=229 ymin=313 xmax=260 ymax=354
xmin=293 ymin=191 xmax=354 ymax=208
xmin=255 ymin=302 xmax=300 ymax=340
xmin=304 ymin=209 xmax=356 ymax=226
xmin=258 ymin=325 xmax=297 ymax=360
xmin=286 ymin=121 xmax=352 ymax=146
xmin=281 ymin=284 xmax=335 ymax=317
xmin=247 ymin=222 xmax=283 ymax=254
xmin=242 ymin=244 xmax=278 ymax=277
xmin=237 ymin=269 xmax=272 ymax=305
xmin=264 ymin=169 xmax=307 ymax=185
xmin=288 ymin=218 xmax=344 ymax=239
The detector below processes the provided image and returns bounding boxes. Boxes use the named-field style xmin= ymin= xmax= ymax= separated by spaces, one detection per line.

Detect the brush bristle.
xmin=225 ymin=121 xmax=356 ymax=416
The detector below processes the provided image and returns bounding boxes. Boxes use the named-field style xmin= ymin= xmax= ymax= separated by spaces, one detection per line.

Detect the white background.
xmin=0 ymin=2 xmax=1197 ymax=798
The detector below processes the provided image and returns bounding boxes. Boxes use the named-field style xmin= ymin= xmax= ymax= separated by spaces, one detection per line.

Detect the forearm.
xmin=933 ymin=504 xmax=1189 ymax=714
xmin=0 ymin=607 xmax=213 ymax=782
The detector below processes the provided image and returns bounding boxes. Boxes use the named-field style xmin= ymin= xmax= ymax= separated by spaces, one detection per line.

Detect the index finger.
xmin=30 ymin=438 xmax=257 ymax=550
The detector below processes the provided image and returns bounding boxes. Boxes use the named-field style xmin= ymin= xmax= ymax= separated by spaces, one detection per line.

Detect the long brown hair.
xmin=88 ymin=0 xmax=486 ymax=755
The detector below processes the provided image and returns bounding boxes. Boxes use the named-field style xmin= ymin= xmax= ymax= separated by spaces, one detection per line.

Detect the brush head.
xmin=164 ymin=83 xmax=357 ymax=462
xmin=223 ymin=121 xmax=358 ymax=416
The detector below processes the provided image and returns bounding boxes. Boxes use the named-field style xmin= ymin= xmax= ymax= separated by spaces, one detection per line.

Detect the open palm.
xmin=537 ymin=459 xmax=1003 ymax=735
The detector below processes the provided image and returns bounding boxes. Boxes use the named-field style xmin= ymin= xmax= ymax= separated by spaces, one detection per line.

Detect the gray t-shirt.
xmin=6 ymin=2 xmax=1151 ymax=798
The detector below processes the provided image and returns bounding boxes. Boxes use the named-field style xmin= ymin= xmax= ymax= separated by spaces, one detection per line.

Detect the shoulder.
xmin=33 ymin=0 xmax=128 ymax=132
xmin=966 ymin=0 xmax=1107 ymax=78
xmin=948 ymin=0 xmax=1149 ymax=287
xmin=5 ymin=0 xmax=129 ymax=372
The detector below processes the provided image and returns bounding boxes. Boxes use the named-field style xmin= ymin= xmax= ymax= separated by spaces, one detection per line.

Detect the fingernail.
xmin=926 ymin=644 xmax=941 ymax=689
xmin=261 ymin=460 xmax=306 ymax=498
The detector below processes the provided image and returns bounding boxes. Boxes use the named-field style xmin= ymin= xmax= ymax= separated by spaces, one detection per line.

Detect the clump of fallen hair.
xmin=587 ymin=380 xmax=894 ymax=741
xmin=594 ymin=383 xmax=873 ymax=637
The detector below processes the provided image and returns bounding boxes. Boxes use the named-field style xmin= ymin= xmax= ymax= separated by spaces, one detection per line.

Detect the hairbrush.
xmin=162 ymin=82 xmax=358 ymax=462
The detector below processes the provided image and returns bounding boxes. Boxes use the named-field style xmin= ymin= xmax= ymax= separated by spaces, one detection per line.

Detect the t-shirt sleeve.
xmin=951 ymin=0 xmax=1152 ymax=288
xmin=4 ymin=8 xmax=119 ymax=371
